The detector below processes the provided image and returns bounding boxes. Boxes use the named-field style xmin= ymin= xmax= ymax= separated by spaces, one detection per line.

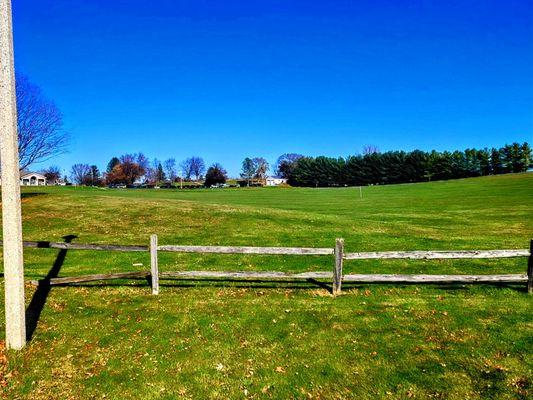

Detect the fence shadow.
xmin=38 ymin=277 xmax=526 ymax=293
xmin=340 ymin=281 xmax=526 ymax=292
xmin=25 ymin=235 xmax=77 ymax=341
xmin=50 ymin=278 xmax=333 ymax=292
xmin=159 ymin=278 xmax=333 ymax=291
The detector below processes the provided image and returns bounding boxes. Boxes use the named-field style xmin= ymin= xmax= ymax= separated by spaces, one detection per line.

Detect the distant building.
xmin=265 ymin=176 xmax=288 ymax=186
xmin=20 ymin=172 xmax=47 ymax=186
xmin=49 ymin=178 xmax=67 ymax=186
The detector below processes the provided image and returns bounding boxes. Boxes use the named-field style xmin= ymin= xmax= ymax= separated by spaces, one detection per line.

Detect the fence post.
xmin=527 ymin=239 xmax=533 ymax=294
xmin=150 ymin=234 xmax=159 ymax=295
xmin=333 ymin=238 xmax=344 ymax=296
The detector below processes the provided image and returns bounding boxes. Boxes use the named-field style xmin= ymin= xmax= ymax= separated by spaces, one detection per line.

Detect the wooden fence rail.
xmin=157 ymin=245 xmax=333 ymax=255
xmin=344 ymin=249 xmax=529 ymax=260
xmin=16 ymin=237 xmax=532 ymax=295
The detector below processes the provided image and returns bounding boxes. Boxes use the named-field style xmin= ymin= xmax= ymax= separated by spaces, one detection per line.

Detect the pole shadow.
xmin=25 ymin=235 xmax=77 ymax=341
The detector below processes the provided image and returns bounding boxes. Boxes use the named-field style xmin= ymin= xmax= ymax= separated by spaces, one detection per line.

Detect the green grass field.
xmin=1 ymin=173 xmax=532 ymax=399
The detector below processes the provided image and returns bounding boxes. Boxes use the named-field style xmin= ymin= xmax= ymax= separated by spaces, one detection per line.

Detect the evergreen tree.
xmin=89 ymin=165 xmax=102 ymax=186
xmin=205 ymin=163 xmax=227 ymax=187
xmin=106 ymin=157 xmax=120 ymax=174
xmin=285 ymin=142 xmax=530 ymax=187
xmin=521 ymin=142 xmax=532 ymax=171
xmin=490 ymin=148 xmax=503 ymax=174
xmin=156 ymin=163 xmax=165 ymax=182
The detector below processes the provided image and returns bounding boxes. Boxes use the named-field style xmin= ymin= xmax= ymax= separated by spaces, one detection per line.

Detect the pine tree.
xmin=106 ymin=157 xmax=120 ymax=174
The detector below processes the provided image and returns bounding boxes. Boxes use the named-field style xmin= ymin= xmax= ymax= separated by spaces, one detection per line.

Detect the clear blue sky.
xmin=12 ymin=0 xmax=533 ymax=177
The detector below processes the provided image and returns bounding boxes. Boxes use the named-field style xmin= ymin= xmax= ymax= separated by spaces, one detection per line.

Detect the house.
xmin=265 ymin=176 xmax=288 ymax=186
xmin=20 ymin=172 xmax=47 ymax=186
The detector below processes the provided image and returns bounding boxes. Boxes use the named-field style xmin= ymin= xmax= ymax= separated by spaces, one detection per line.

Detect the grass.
xmin=1 ymin=173 xmax=532 ymax=399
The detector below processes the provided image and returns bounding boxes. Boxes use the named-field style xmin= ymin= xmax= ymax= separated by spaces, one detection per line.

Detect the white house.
xmin=265 ymin=176 xmax=288 ymax=186
xmin=20 ymin=172 xmax=47 ymax=186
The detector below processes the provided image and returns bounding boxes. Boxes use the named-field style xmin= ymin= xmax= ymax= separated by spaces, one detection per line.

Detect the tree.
xmin=191 ymin=157 xmax=206 ymax=181
xmin=105 ymin=165 xmax=126 ymax=185
xmin=106 ymin=157 xmax=120 ymax=174
xmin=163 ymin=158 xmax=177 ymax=181
xmin=275 ymin=153 xmax=304 ymax=179
xmin=477 ymin=148 xmax=491 ymax=176
xmin=119 ymin=154 xmax=146 ymax=185
xmin=252 ymin=157 xmax=269 ymax=181
xmin=204 ymin=163 xmax=227 ymax=187
xmin=181 ymin=156 xmax=206 ymax=181
xmin=106 ymin=153 xmax=146 ymax=185
xmin=87 ymin=165 xmax=103 ymax=186
xmin=363 ymin=145 xmax=380 ymax=155
xmin=16 ymin=73 xmax=69 ymax=170
xmin=42 ymin=166 xmax=61 ymax=183
xmin=145 ymin=158 xmax=164 ymax=184
xmin=180 ymin=158 xmax=193 ymax=180
xmin=136 ymin=153 xmax=150 ymax=173
xmin=156 ymin=162 xmax=165 ymax=182
xmin=70 ymin=164 xmax=91 ymax=185
xmin=501 ymin=142 xmax=531 ymax=173
xmin=240 ymin=157 xmax=255 ymax=186
xmin=490 ymin=148 xmax=503 ymax=174
xmin=521 ymin=142 xmax=532 ymax=171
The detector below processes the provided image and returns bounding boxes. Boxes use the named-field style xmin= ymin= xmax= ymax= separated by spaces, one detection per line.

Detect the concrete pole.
xmin=0 ymin=0 xmax=26 ymax=350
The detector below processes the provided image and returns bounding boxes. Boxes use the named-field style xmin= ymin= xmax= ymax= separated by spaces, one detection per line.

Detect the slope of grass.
xmin=1 ymin=173 xmax=532 ymax=399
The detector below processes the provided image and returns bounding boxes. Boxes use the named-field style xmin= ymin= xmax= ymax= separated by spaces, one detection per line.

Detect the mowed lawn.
xmin=1 ymin=173 xmax=532 ymax=399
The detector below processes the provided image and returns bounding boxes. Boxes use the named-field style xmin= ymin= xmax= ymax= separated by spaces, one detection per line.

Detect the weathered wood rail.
xmin=16 ymin=237 xmax=532 ymax=295
xmin=344 ymin=249 xmax=530 ymax=260
xmin=21 ymin=241 xmax=148 ymax=252
xmin=157 ymin=245 xmax=333 ymax=255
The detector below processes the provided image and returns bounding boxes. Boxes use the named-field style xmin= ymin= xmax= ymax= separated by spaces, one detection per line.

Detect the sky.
xmin=11 ymin=0 xmax=533 ymax=177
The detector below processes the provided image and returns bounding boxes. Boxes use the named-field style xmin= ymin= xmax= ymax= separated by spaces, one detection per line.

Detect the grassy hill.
xmin=1 ymin=173 xmax=532 ymax=399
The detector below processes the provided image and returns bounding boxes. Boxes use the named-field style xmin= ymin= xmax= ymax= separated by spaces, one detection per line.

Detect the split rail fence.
xmin=21 ymin=236 xmax=533 ymax=295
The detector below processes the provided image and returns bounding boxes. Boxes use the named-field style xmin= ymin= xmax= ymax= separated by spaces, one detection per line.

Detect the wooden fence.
xmin=22 ymin=236 xmax=533 ymax=296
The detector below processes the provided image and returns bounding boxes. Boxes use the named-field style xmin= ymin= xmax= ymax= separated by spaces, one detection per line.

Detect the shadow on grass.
xmin=340 ymin=282 xmax=527 ymax=292
xmin=21 ymin=192 xmax=47 ymax=200
xmin=48 ymin=279 xmax=333 ymax=291
xmin=25 ymin=234 xmax=77 ymax=341
xmin=46 ymin=279 xmax=526 ymax=293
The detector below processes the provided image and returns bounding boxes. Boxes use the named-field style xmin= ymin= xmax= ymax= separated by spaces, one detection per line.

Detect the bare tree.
xmin=147 ymin=158 xmax=165 ymax=183
xmin=191 ymin=157 xmax=206 ymax=181
xmin=41 ymin=165 xmax=62 ymax=183
xmin=70 ymin=163 xmax=91 ymax=185
xmin=181 ymin=156 xmax=205 ymax=181
xmin=136 ymin=153 xmax=150 ymax=174
xmin=164 ymin=158 xmax=177 ymax=181
xmin=16 ymin=73 xmax=69 ymax=170
xmin=363 ymin=145 xmax=380 ymax=155
xmin=144 ymin=158 xmax=159 ymax=184
xmin=253 ymin=157 xmax=269 ymax=180
xmin=180 ymin=158 xmax=193 ymax=180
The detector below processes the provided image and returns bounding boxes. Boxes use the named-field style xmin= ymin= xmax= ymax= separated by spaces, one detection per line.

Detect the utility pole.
xmin=0 ymin=0 xmax=26 ymax=350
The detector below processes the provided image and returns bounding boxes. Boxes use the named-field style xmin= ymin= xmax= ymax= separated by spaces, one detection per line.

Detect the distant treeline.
xmin=285 ymin=142 xmax=531 ymax=187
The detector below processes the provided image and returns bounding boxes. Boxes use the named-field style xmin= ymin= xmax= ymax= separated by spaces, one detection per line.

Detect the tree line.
xmin=44 ymin=142 xmax=531 ymax=188
xmin=58 ymin=155 xmax=229 ymax=187
xmin=280 ymin=143 xmax=531 ymax=187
